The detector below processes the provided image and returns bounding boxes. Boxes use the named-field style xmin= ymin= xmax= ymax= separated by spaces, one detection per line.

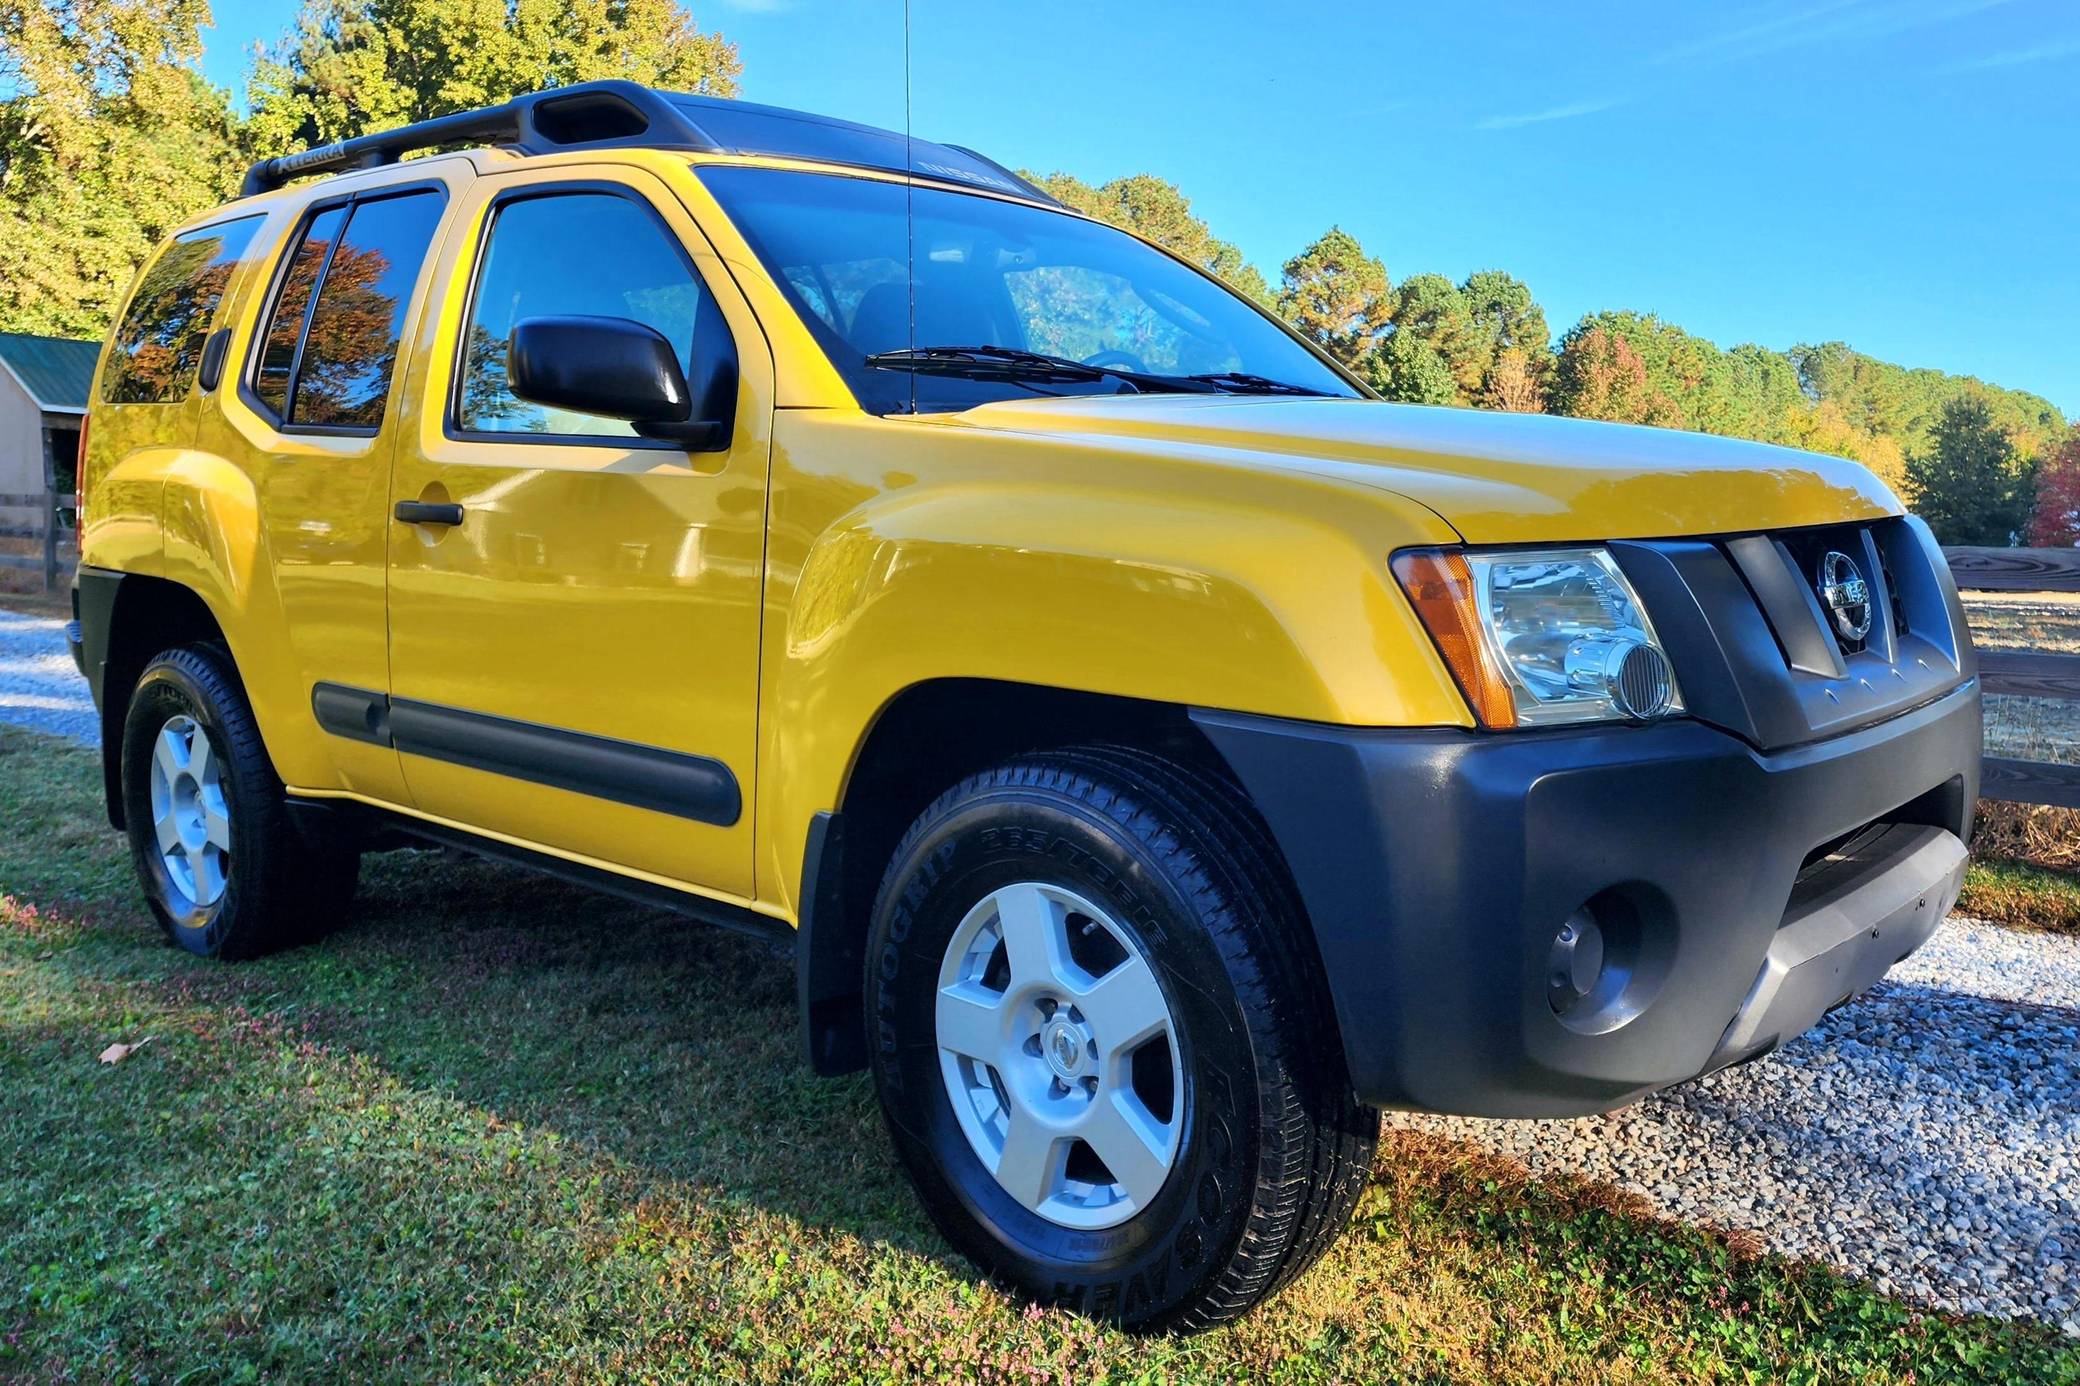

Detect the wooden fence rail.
xmin=1945 ymin=546 xmax=2080 ymax=811
xmin=0 ymin=491 xmax=77 ymax=592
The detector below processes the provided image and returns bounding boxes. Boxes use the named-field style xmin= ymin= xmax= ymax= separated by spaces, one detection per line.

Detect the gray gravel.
xmin=1 ymin=610 xmax=2073 ymax=1331
xmin=1389 ymin=920 xmax=2080 ymax=1333
xmin=0 ymin=609 xmax=96 ymax=745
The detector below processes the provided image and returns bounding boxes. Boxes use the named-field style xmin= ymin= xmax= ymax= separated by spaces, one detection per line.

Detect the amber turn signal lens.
xmin=1391 ymin=549 xmax=1517 ymax=729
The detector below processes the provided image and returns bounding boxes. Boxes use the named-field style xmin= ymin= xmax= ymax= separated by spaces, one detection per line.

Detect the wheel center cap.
xmin=1042 ymin=1017 xmax=1090 ymax=1080
xmin=172 ymin=774 xmax=207 ymax=848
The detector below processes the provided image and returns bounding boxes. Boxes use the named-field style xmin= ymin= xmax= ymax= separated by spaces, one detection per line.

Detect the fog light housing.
xmin=1545 ymin=889 xmax=1673 ymax=1035
xmin=1547 ymin=908 xmax=1606 ymax=1012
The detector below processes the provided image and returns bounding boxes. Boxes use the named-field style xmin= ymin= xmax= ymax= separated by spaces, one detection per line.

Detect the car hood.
xmin=932 ymin=395 xmax=1901 ymax=544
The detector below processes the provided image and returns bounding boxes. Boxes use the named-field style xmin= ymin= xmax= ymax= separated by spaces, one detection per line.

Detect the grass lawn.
xmin=2 ymin=724 xmax=2076 ymax=1384
xmin=1958 ymin=857 xmax=2080 ymax=935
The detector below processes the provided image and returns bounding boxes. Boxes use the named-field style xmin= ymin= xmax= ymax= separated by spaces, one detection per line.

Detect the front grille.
xmin=1774 ymin=524 xmax=1879 ymax=657
xmin=1692 ymin=514 xmax=1966 ymax=748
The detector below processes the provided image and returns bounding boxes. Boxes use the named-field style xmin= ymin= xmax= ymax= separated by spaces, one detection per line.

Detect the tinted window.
xmin=254 ymin=205 xmax=346 ymax=419
xmin=456 ymin=193 xmax=707 ymax=438
xmin=251 ymin=188 xmax=445 ymax=429
xmin=699 ymin=168 xmax=1356 ymax=414
xmin=101 ymin=217 xmax=263 ymax=404
xmin=294 ymin=192 xmax=446 ymax=427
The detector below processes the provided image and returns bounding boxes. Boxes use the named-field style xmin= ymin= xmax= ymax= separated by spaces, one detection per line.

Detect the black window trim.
xmin=240 ymin=179 xmax=451 ymax=438
xmin=442 ymin=179 xmax=735 ymax=452
xmin=98 ymin=212 xmax=269 ymax=407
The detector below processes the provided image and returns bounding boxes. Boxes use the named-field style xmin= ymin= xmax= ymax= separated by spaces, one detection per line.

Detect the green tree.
xmin=1461 ymin=269 xmax=1552 ymax=402
xmin=0 ymin=0 xmax=245 ymax=336
xmin=245 ymin=0 xmax=740 ymax=150
xmin=1384 ymin=273 xmax=1489 ymax=402
xmin=1906 ymin=396 xmax=2033 ymax=545
xmin=1792 ymin=341 xmax=2062 ymax=464
xmin=1369 ymin=330 xmax=1457 ymax=406
xmin=1025 ymin=171 xmax=1270 ymax=303
xmin=1277 ymin=227 xmax=1390 ymax=369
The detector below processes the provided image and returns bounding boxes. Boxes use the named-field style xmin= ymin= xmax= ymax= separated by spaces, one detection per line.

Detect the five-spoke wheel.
xmin=935 ymin=881 xmax=1182 ymax=1229
xmin=121 ymin=643 xmax=360 ymax=958
xmin=868 ymin=747 xmax=1378 ymax=1332
xmin=147 ymin=713 xmax=232 ymax=909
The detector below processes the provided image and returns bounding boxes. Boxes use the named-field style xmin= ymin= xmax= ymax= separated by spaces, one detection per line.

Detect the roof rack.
xmin=239 ymin=80 xmax=1063 ymax=208
xmin=240 ymin=82 xmax=712 ymax=196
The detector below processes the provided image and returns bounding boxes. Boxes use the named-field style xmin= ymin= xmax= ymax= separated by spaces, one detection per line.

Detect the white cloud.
xmin=1942 ymin=37 xmax=2080 ymax=72
xmin=1475 ymin=98 xmax=1624 ymax=131
xmin=1656 ymin=0 xmax=2022 ymax=66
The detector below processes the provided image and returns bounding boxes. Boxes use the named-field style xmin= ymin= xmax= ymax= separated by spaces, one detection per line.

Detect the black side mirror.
xmin=507 ymin=315 xmax=727 ymax=449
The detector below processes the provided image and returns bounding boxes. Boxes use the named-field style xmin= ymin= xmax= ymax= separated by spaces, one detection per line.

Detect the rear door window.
xmin=100 ymin=216 xmax=263 ymax=404
xmin=249 ymin=187 xmax=447 ymax=431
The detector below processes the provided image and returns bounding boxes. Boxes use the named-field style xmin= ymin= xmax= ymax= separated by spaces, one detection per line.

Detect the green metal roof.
xmin=0 ymin=331 xmax=100 ymax=414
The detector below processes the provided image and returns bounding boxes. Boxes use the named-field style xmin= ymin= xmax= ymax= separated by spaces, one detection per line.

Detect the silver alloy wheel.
xmin=935 ymin=881 xmax=1184 ymax=1230
xmin=148 ymin=714 xmax=231 ymax=909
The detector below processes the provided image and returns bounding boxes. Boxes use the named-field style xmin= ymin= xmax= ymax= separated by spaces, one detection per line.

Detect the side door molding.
xmin=310 ymin=682 xmax=741 ymax=825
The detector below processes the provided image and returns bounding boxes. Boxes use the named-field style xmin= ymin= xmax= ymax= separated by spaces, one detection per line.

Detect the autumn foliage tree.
xmin=1480 ymin=349 xmax=1543 ymax=413
xmin=1551 ymin=325 xmax=1675 ymax=426
xmin=2026 ymin=427 xmax=2080 ymax=548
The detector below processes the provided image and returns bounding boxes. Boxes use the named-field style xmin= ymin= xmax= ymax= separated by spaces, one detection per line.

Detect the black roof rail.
xmin=240 ymin=80 xmax=1065 ymax=209
xmin=239 ymin=81 xmax=716 ymax=197
xmin=941 ymin=145 xmax=1057 ymax=207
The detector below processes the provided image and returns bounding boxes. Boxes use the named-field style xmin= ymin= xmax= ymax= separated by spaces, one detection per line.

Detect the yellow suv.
xmin=71 ymin=81 xmax=1981 ymax=1330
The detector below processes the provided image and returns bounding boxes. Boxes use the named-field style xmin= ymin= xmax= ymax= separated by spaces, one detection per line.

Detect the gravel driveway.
xmin=1389 ymin=923 xmax=2079 ymax=1332
xmin=0 ymin=608 xmax=2072 ymax=1333
xmin=0 ymin=609 xmax=96 ymax=745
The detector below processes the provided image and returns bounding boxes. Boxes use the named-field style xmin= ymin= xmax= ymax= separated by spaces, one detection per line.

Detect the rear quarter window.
xmin=100 ymin=216 xmax=264 ymax=404
xmin=247 ymin=186 xmax=447 ymax=431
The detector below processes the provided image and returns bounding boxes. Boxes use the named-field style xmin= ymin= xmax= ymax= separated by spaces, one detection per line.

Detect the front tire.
xmin=867 ymin=747 xmax=1377 ymax=1331
xmin=120 ymin=644 xmax=359 ymax=959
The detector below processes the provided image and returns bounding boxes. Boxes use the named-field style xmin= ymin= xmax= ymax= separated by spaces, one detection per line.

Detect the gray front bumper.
xmin=1706 ymin=822 xmax=1967 ymax=1070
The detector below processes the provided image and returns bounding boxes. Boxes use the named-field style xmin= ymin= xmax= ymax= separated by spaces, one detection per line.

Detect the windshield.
xmin=698 ymin=166 xmax=1360 ymax=414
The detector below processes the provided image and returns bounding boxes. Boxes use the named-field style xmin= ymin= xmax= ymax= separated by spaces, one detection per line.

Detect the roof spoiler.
xmin=239 ymin=81 xmax=716 ymax=197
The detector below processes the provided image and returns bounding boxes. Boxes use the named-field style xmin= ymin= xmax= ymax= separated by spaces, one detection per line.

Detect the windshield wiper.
xmin=865 ymin=345 xmax=1162 ymax=393
xmin=1177 ymin=371 xmax=1331 ymax=397
xmin=865 ymin=347 xmax=1333 ymax=399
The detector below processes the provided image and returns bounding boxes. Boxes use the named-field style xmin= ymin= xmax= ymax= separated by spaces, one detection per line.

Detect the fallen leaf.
xmin=98 ymin=1037 xmax=154 ymax=1065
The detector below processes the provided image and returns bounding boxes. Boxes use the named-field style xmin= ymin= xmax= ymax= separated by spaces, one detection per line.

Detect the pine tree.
xmin=1906 ymin=397 xmax=2034 ymax=545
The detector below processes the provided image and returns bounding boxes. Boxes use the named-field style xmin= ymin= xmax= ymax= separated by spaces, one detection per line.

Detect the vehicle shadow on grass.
xmin=132 ymin=842 xmax=953 ymax=1259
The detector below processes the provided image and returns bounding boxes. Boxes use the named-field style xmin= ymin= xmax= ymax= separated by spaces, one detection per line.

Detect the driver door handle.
xmin=394 ymin=500 xmax=465 ymax=527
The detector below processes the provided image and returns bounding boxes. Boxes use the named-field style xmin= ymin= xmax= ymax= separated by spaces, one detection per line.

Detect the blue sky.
xmin=198 ymin=1 xmax=2080 ymax=412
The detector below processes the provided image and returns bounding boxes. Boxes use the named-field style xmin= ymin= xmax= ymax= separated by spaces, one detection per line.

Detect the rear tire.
xmin=866 ymin=746 xmax=1377 ymax=1331
xmin=120 ymin=644 xmax=359 ymax=959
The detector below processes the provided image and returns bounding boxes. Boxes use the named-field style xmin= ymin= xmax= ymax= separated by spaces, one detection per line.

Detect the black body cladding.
xmin=310 ymin=683 xmax=742 ymax=826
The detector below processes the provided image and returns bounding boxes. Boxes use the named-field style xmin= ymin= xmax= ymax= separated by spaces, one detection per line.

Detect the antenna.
xmin=904 ymin=0 xmax=917 ymax=416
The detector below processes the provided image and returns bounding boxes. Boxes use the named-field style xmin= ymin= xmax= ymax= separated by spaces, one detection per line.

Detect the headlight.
xmin=1392 ymin=547 xmax=1683 ymax=729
